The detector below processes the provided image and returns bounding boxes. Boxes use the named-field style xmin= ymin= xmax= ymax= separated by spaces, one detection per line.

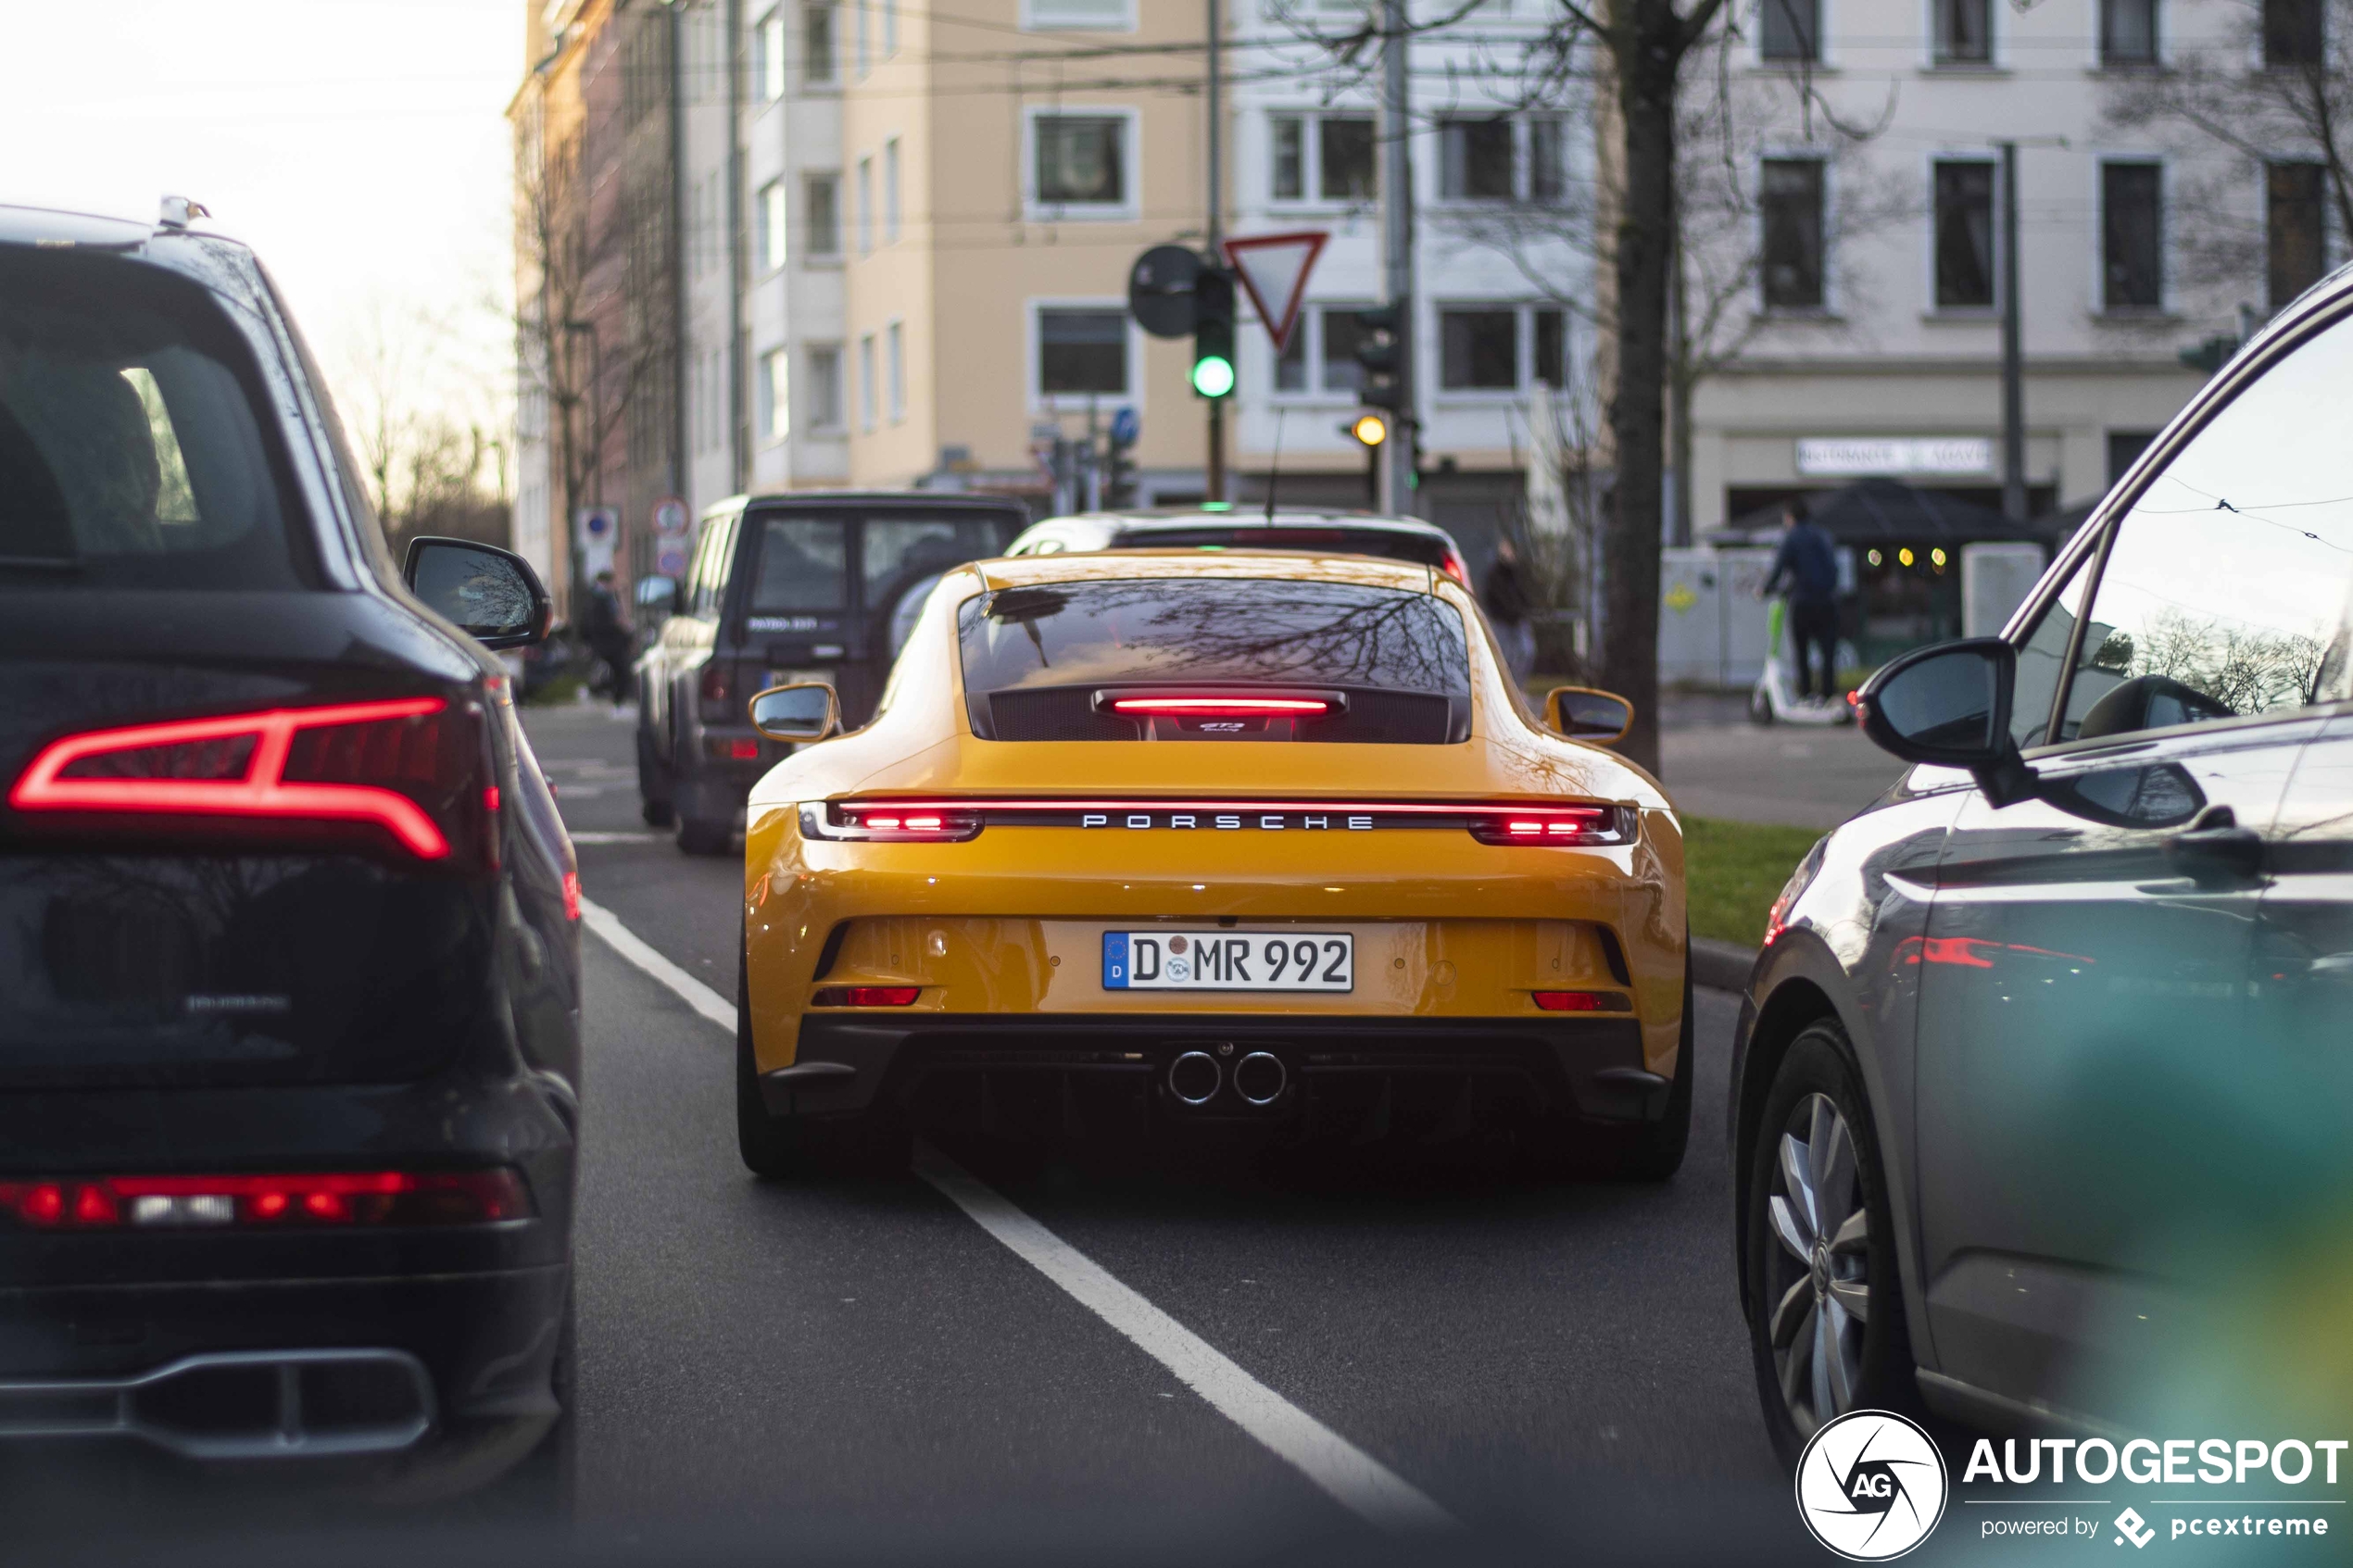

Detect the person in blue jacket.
xmin=1760 ymin=496 xmax=1841 ymax=701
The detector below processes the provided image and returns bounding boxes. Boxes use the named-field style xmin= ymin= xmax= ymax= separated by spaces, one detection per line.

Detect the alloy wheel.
xmin=1764 ymin=1091 xmax=1871 ymax=1436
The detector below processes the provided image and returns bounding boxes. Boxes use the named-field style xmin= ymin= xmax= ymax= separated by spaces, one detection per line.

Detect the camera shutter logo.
xmin=1794 ymin=1410 xmax=1949 ymax=1561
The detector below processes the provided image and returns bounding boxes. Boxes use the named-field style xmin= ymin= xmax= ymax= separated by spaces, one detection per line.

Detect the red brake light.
xmin=1468 ymin=806 xmax=1625 ymax=846
xmin=811 ymin=985 xmax=922 ymax=1007
xmin=1108 ymin=696 xmax=1333 ymax=717
xmin=8 ymin=697 xmax=490 ymax=864
xmin=561 ymin=870 xmax=582 ymax=921
xmin=698 ymin=661 xmax=734 ymax=721
xmin=800 ymin=802 xmax=984 ymax=842
xmin=1440 ymin=549 xmax=1469 ymax=584
xmin=1532 ymin=991 xmax=1604 ymax=1012
xmin=0 ymin=1169 xmax=532 ymax=1230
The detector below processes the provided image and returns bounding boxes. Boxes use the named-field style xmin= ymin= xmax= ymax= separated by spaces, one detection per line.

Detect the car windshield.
xmin=956 ymin=576 xmax=1471 ymax=694
xmin=0 ymin=251 xmax=305 ymax=588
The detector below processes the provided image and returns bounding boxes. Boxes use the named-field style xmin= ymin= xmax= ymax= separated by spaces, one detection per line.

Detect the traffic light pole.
xmin=1379 ymin=0 xmax=1416 ymax=517
xmin=1203 ymin=0 xmax=1226 ymax=504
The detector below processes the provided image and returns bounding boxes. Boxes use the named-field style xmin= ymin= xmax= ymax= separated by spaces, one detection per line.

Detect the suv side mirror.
xmin=635 ymin=574 xmax=678 ymax=616
xmin=1856 ymin=637 xmax=2033 ymax=805
xmin=1545 ymin=685 xmax=1634 ymax=745
xmin=749 ymin=682 xmax=840 ymax=743
xmin=403 ymin=537 xmax=551 ymax=650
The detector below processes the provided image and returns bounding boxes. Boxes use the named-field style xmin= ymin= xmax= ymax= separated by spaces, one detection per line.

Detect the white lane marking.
xmin=576 ymin=894 xmax=734 ymax=1033
xmin=580 ymin=896 xmax=1457 ymax=1532
xmin=914 ymin=1142 xmax=1459 ymax=1535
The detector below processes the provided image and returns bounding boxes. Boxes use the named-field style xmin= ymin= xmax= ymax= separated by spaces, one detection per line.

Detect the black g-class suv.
xmin=635 ymin=493 xmax=1026 ymax=853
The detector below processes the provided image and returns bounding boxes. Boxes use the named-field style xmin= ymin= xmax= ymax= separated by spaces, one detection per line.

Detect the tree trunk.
xmin=1603 ymin=0 xmax=1682 ymax=777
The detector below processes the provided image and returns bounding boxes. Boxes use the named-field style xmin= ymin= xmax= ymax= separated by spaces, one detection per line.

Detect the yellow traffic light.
xmin=1351 ymin=412 xmax=1389 ymax=447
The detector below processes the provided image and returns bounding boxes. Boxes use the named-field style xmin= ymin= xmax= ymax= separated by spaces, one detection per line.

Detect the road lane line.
xmin=576 ymin=894 xmax=734 ymax=1032
xmin=913 ymin=1142 xmax=1460 ymax=1535
xmin=579 ymin=896 xmax=1456 ymax=1532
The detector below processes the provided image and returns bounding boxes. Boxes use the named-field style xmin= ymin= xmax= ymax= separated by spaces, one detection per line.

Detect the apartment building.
xmin=1686 ymin=0 xmax=2321 ymax=534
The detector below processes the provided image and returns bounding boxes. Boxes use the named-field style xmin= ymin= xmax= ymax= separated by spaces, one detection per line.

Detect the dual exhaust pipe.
xmin=1167 ymin=1048 xmax=1287 ymax=1108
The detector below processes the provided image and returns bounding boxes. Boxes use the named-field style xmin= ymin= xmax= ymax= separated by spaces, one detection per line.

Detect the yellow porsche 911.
xmin=735 ymin=551 xmax=1689 ymax=1176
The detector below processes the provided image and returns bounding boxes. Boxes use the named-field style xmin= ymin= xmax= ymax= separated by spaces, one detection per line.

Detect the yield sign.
xmin=1221 ymin=231 xmax=1328 ymax=353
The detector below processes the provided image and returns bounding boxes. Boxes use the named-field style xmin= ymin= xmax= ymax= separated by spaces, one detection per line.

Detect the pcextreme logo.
xmin=1795 ymin=1410 xmax=1951 ymax=1561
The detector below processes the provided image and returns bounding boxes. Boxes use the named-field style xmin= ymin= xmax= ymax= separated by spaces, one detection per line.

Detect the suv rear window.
xmin=957 ymin=577 xmax=1471 ymax=743
xmin=0 ymin=252 xmax=306 ymax=588
xmin=1111 ymin=526 xmax=1448 ymax=570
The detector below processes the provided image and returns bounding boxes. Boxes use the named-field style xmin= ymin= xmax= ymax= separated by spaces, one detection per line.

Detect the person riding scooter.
xmin=1758 ymin=496 xmax=1840 ymax=705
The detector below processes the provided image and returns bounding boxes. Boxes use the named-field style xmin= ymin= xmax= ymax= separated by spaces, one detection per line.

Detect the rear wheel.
xmin=635 ymin=729 xmax=674 ymax=828
xmin=1743 ymin=1020 xmax=1918 ymax=1467
xmin=736 ymin=947 xmax=908 ymax=1178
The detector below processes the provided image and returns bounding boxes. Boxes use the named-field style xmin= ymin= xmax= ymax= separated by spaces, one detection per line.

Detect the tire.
xmin=1747 ymin=685 xmax=1775 ymax=725
xmin=1617 ymin=963 xmax=1695 ymax=1180
xmin=1743 ymin=1019 xmax=1919 ymax=1468
xmin=736 ymin=945 xmax=907 ymax=1178
xmin=675 ymin=816 xmax=731 ymax=856
xmin=635 ymin=729 xmax=674 ymax=828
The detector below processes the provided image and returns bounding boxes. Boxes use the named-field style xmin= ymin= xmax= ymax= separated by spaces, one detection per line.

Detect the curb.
xmin=1691 ymin=936 xmax=1760 ymax=997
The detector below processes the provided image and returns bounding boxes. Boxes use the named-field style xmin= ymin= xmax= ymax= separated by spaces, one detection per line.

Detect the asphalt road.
xmin=1657 ymin=694 xmax=1909 ymax=830
xmin=510 ymin=700 xmax=1811 ymax=1559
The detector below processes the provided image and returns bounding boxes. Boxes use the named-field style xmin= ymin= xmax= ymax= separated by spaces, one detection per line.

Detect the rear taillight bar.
xmin=8 ymin=697 xmax=485 ymax=862
xmin=795 ymin=797 xmax=1633 ymax=847
xmin=810 ymin=985 xmax=922 ymax=1007
xmin=0 ymin=1169 xmax=532 ymax=1231
xmin=799 ymin=801 xmax=984 ymax=843
xmin=1092 ymin=687 xmax=1343 ymax=721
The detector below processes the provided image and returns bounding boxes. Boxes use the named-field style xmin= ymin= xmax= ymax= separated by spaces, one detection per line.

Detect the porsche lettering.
xmin=1076 ymin=812 xmax=1375 ymax=830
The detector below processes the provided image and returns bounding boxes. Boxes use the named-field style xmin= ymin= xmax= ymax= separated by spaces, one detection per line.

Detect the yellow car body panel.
xmin=741 ymin=551 xmax=1687 ymax=1110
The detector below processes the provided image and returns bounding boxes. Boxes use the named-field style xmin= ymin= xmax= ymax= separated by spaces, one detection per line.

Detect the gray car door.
xmin=1910 ymin=310 xmax=2353 ymax=1419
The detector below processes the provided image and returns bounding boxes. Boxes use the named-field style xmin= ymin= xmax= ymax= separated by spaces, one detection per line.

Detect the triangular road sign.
xmin=1221 ymin=231 xmax=1328 ymax=353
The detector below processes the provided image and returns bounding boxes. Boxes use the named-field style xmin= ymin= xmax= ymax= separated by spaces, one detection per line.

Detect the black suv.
xmin=635 ymin=492 xmax=1026 ymax=853
xmin=0 ymin=205 xmax=577 ymax=1472
xmin=1732 ymin=263 xmax=2353 ymax=1459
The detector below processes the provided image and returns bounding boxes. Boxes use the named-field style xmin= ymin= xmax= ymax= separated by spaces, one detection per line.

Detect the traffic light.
xmin=1353 ymin=303 xmax=1404 ymax=413
xmin=1349 ymin=412 xmax=1388 ymax=448
xmin=1190 ymin=268 xmax=1236 ymax=399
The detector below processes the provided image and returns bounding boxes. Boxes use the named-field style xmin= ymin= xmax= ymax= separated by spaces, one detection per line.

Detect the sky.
xmin=1 ymin=0 xmax=520 ymax=432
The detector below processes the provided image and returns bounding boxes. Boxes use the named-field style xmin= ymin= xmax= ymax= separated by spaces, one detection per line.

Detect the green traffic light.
xmin=1190 ymin=354 xmax=1236 ymax=399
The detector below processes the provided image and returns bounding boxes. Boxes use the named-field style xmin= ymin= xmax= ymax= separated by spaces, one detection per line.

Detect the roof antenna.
xmin=1263 ymin=406 xmax=1286 ymax=523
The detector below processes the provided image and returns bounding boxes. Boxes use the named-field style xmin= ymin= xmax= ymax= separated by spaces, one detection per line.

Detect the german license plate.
xmin=1101 ymin=932 xmax=1353 ymax=992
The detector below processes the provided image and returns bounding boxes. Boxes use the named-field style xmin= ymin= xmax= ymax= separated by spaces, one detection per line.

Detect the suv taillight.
xmin=698 ymin=661 xmax=736 ymax=722
xmin=8 ymin=696 xmax=496 ymax=869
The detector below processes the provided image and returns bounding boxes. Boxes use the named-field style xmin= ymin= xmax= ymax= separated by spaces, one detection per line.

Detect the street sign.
xmin=1127 ymin=244 xmax=1203 ymax=339
xmin=575 ymin=507 xmax=618 ymax=579
xmin=653 ymin=495 xmax=689 ymax=537
xmin=1221 ymin=231 xmax=1328 ymax=352
xmin=1110 ymin=406 xmax=1139 ymax=445
xmin=656 ymin=546 xmax=688 ymax=578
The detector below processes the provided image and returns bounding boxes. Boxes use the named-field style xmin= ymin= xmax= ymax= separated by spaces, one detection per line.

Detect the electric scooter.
xmin=1747 ymin=597 xmax=1854 ymax=726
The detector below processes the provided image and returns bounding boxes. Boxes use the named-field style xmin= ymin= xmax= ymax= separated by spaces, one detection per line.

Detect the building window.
xmin=1440 ymin=117 xmax=1516 ymax=200
xmin=758 ymin=348 xmax=790 ymax=442
xmin=857 ymin=156 xmax=874 ymax=252
xmin=755 ymin=6 xmax=786 ymax=102
xmin=859 ymin=333 xmax=877 ymax=431
xmin=1032 ymin=112 xmax=1131 ymax=213
xmin=2102 ymin=160 xmax=2163 ymax=310
xmin=884 ymin=138 xmax=901 ymax=243
xmin=887 ymin=321 xmax=905 ymax=422
xmin=1933 ymin=0 xmax=1991 ymax=63
xmin=1267 ymin=114 xmax=1376 ymax=203
xmin=1440 ymin=308 xmax=1518 ymax=390
xmin=1037 ymin=307 xmax=1128 ymax=398
xmin=2100 ymin=0 xmax=2158 ymax=65
xmin=1760 ymin=157 xmax=1826 ymax=309
xmin=1273 ymin=304 xmax=1376 ymax=395
xmin=1932 ymin=159 xmax=1996 ymax=308
xmin=807 ymin=173 xmax=841 ymax=256
xmin=884 ymin=0 xmax=898 ymax=55
xmin=804 ymin=4 xmax=836 ymax=83
xmin=2264 ymin=0 xmax=2322 ymax=67
xmin=1760 ymin=0 xmax=1819 ymax=61
xmin=758 ymin=179 xmax=787 ymax=272
xmin=1529 ymin=117 xmax=1567 ymax=202
xmin=1024 ymin=0 xmax=1134 ymax=27
xmin=2270 ymin=161 xmax=2328 ymax=308
xmin=808 ymin=345 xmax=844 ymax=430
xmin=1533 ymin=308 xmax=1567 ymax=388
xmin=2106 ymin=429 xmax=2158 ymax=483
xmin=856 ymin=0 xmax=870 ymax=75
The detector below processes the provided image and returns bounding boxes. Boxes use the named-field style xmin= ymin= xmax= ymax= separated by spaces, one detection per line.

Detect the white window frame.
xmin=805 ymin=171 xmax=843 ymax=258
xmin=858 ymin=332 xmax=878 ymax=432
xmin=884 ymin=0 xmax=899 ymax=54
xmin=1020 ymin=0 xmax=1139 ymax=30
xmin=857 ymin=156 xmax=875 ymax=253
xmin=1921 ymin=146 xmax=2000 ymax=316
xmin=1925 ymin=0 xmax=1999 ymax=68
xmin=1027 ymin=296 xmax=1143 ymax=412
xmin=757 ymin=178 xmax=787 ymax=273
xmin=803 ymin=3 xmax=837 ymax=85
xmin=856 ymin=0 xmax=870 ymax=75
xmin=1429 ymin=302 xmax=1571 ymax=401
xmin=887 ymin=320 xmax=906 ymax=423
xmin=884 ymin=137 xmax=901 ymax=243
xmin=2092 ymin=152 xmax=2170 ymax=316
xmin=1265 ymin=108 xmax=1380 ymax=209
xmin=1755 ymin=0 xmax=1831 ymax=67
xmin=806 ymin=343 xmax=846 ymax=431
xmin=1755 ymin=146 xmax=1838 ymax=315
xmin=1267 ymin=301 xmax=1379 ymax=402
xmin=756 ymin=6 xmax=786 ymax=103
xmin=757 ymin=346 xmax=790 ymax=444
xmin=1022 ymin=105 xmax=1142 ymax=222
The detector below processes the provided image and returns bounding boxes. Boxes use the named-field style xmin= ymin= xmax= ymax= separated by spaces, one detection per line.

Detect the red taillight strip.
xmin=832 ymin=797 xmax=1616 ymax=821
xmin=8 ymin=698 xmax=450 ymax=859
xmin=0 ymin=1168 xmax=531 ymax=1230
xmin=1108 ymin=697 xmax=1333 ymax=716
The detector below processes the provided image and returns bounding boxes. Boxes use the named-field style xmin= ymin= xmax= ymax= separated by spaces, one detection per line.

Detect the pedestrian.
xmin=1759 ymin=495 xmax=1841 ymax=703
xmin=1482 ymin=535 xmax=1538 ymax=684
xmin=578 ymin=569 xmax=635 ymax=708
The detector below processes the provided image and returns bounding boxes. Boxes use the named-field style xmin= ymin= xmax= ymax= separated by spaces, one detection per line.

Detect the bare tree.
xmin=2102 ymin=0 xmax=2347 ymax=317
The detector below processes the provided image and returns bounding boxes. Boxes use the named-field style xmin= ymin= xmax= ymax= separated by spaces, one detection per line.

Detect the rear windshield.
xmin=1110 ymin=526 xmax=1449 ymax=569
xmin=957 ymin=577 xmax=1470 ymax=695
xmin=0 ymin=252 xmax=305 ymax=588
xmin=747 ymin=511 xmax=1014 ymax=614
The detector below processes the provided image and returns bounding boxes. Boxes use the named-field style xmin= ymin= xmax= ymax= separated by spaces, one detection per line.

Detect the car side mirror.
xmin=403 ymin=536 xmax=551 ymax=650
xmin=1856 ymin=637 xmax=2033 ymax=806
xmin=1545 ymin=685 xmax=1634 ymax=745
xmin=749 ymin=682 xmax=839 ymax=743
xmin=635 ymin=573 xmax=678 ymax=617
